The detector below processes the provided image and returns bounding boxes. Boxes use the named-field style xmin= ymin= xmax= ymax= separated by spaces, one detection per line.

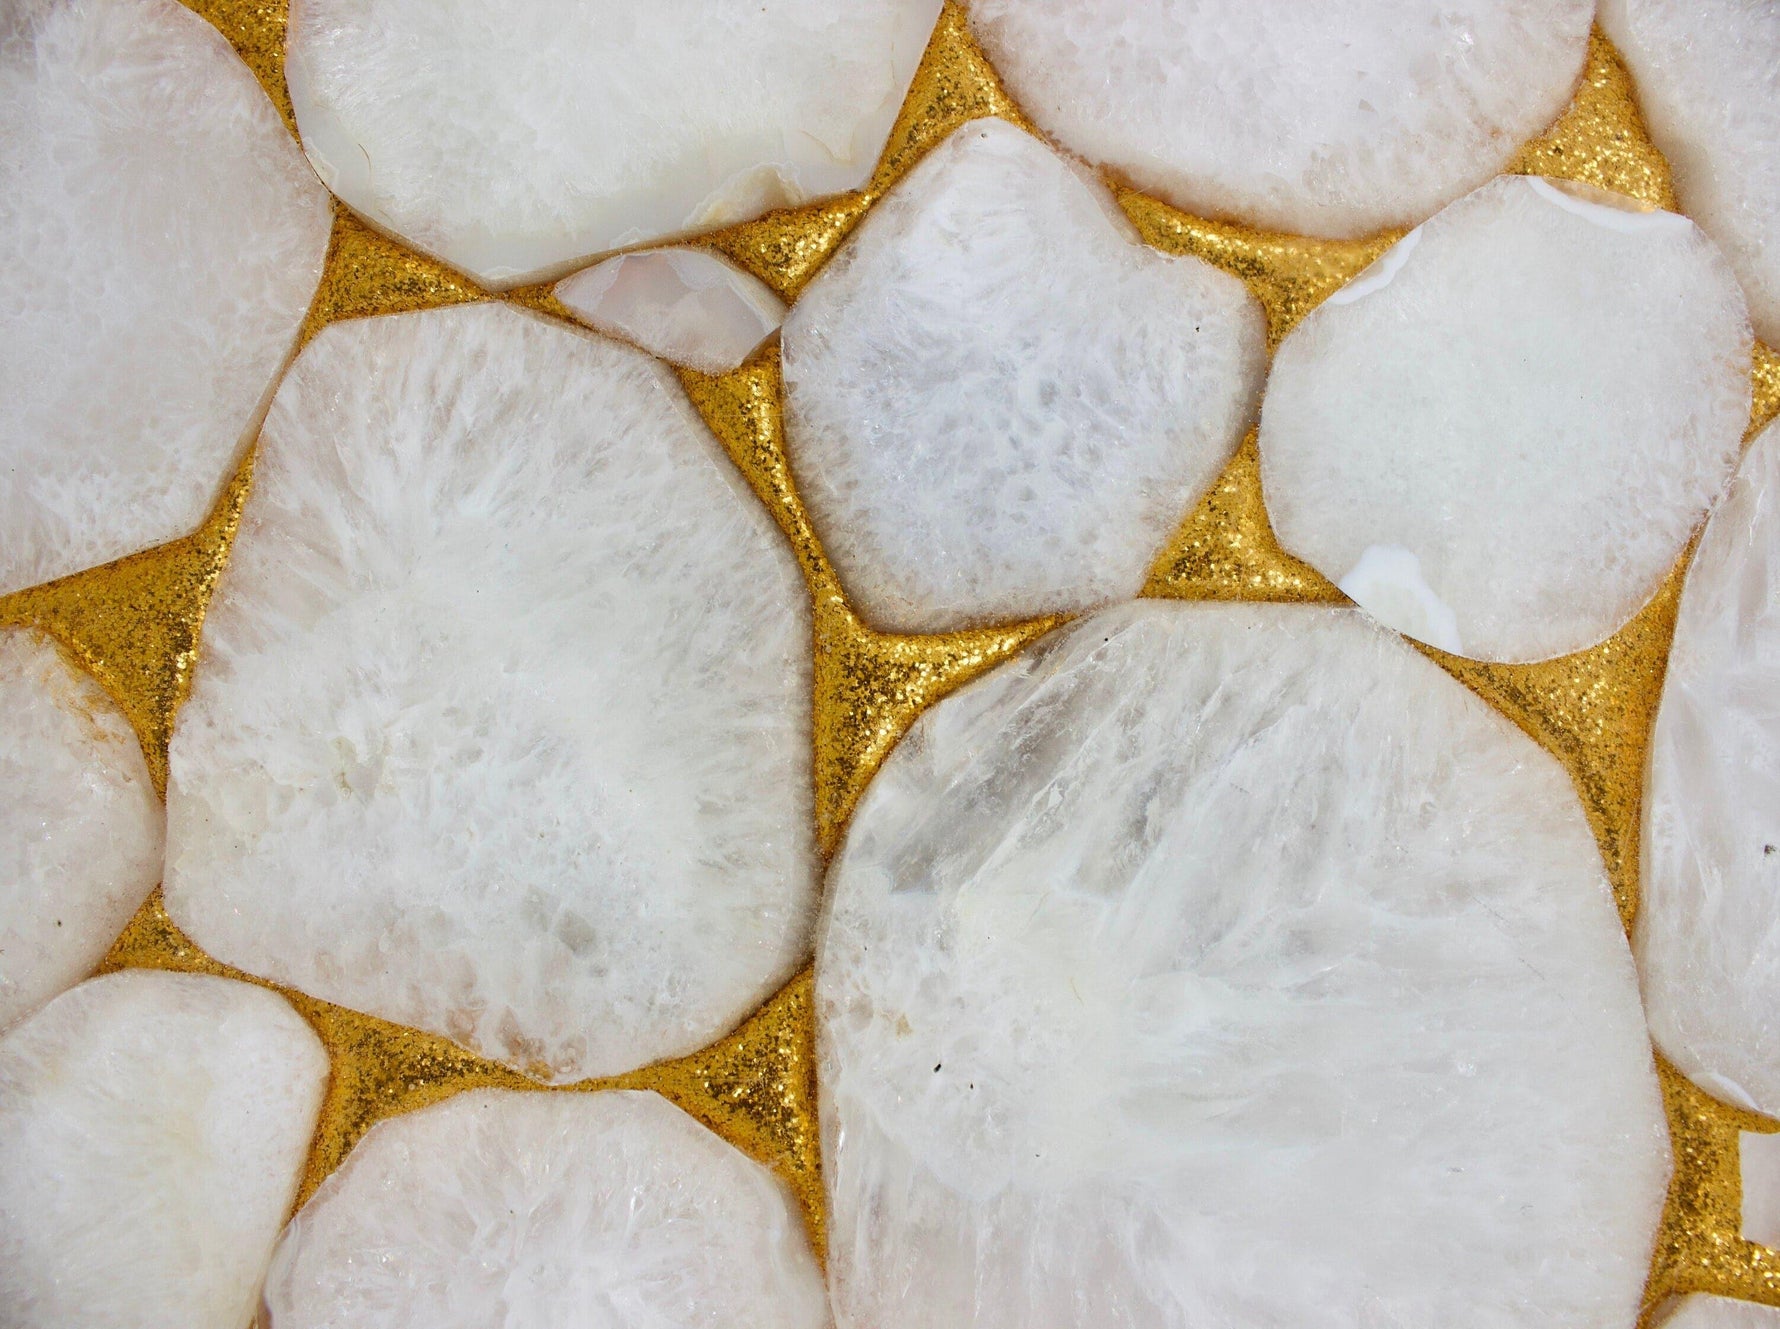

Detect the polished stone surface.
xmin=784 ymin=119 xmax=1264 ymax=632
xmin=967 ymin=0 xmax=1592 ymax=238
xmin=1599 ymin=0 xmax=1780 ymax=343
xmin=0 ymin=972 xmax=326 ymax=1328
xmin=556 ymin=248 xmax=785 ymax=374
xmin=0 ymin=0 xmax=331 ymax=595
xmin=0 ymin=628 xmax=161 ymax=1031
xmin=1262 ymin=175 xmax=1750 ymax=662
xmin=819 ymin=600 xmax=1668 ymax=1329
xmin=165 ymin=304 xmax=814 ymax=1082
xmin=1640 ymin=417 xmax=1780 ymax=1117
xmin=286 ymin=0 xmax=943 ymax=284
xmin=264 ymin=1089 xmax=827 ymax=1328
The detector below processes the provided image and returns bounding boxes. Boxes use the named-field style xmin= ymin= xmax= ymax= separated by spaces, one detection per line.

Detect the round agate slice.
xmin=263 ymin=1089 xmax=827 ymax=1329
xmin=285 ymin=0 xmax=943 ymax=285
xmin=966 ymin=0 xmax=1592 ymax=239
xmin=165 ymin=304 xmax=813 ymax=1083
xmin=0 ymin=971 xmax=327 ymax=1329
xmin=0 ymin=0 xmax=331 ymax=595
xmin=1640 ymin=417 xmax=1780 ymax=1117
xmin=818 ymin=601 xmax=1669 ymax=1329
xmin=1599 ymin=0 xmax=1780 ymax=342
xmin=783 ymin=119 xmax=1265 ymax=632
xmin=0 ymin=628 xmax=161 ymax=1031
xmin=1261 ymin=175 xmax=1751 ymax=662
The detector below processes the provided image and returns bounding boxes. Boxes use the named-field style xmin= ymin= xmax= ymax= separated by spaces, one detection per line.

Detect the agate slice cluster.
xmin=4 ymin=0 xmax=1780 ymax=1325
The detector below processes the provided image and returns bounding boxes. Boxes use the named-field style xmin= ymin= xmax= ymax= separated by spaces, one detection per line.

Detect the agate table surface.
xmin=2 ymin=1 xmax=1780 ymax=1328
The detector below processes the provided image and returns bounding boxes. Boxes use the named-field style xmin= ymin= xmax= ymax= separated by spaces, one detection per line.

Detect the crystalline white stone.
xmin=0 ymin=0 xmax=331 ymax=597
xmin=0 ymin=629 xmax=161 ymax=1031
xmin=1261 ymin=174 xmax=1751 ymax=663
xmin=163 ymin=304 xmax=814 ymax=1083
xmin=1741 ymin=1131 xmax=1780 ymax=1249
xmin=1598 ymin=0 xmax=1780 ymax=343
xmin=555 ymin=248 xmax=786 ymax=375
xmin=1666 ymin=1297 xmax=1780 ymax=1329
xmin=0 ymin=971 xmax=327 ymax=1329
xmin=966 ymin=0 xmax=1592 ymax=239
xmin=782 ymin=119 xmax=1265 ymax=633
xmin=285 ymin=0 xmax=942 ymax=286
xmin=263 ymin=1088 xmax=827 ymax=1328
xmin=1639 ymin=417 xmax=1780 ymax=1118
xmin=818 ymin=600 xmax=1669 ymax=1329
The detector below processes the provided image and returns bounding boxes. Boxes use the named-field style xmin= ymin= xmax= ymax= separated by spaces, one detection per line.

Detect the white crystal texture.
xmin=1666 ymin=1298 xmax=1780 ymax=1329
xmin=1598 ymin=0 xmax=1780 ymax=342
xmin=818 ymin=601 xmax=1669 ymax=1329
xmin=286 ymin=0 xmax=942 ymax=286
xmin=1262 ymin=175 xmax=1751 ymax=662
xmin=556 ymin=248 xmax=786 ymax=374
xmin=0 ymin=629 xmax=161 ymax=1031
xmin=264 ymin=1088 xmax=827 ymax=1328
xmin=0 ymin=971 xmax=327 ymax=1329
xmin=164 ymin=304 xmax=814 ymax=1082
xmin=1741 ymin=1131 xmax=1780 ymax=1249
xmin=966 ymin=0 xmax=1592 ymax=239
xmin=0 ymin=0 xmax=331 ymax=596
xmin=783 ymin=120 xmax=1265 ymax=632
xmin=1640 ymin=418 xmax=1780 ymax=1118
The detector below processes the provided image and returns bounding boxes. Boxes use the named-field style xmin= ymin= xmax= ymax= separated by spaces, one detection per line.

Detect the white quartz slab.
xmin=783 ymin=119 xmax=1265 ymax=632
xmin=556 ymin=248 xmax=785 ymax=374
xmin=818 ymin=600 xmax=1669 ymax=1329
xmin=1741 ymin=1130 xmax=1780 ymax=1250
xmin=285 ymin=0 xmax=943 ymax=286
xmin=0 ymin=971 xmax=327 ymax=1329
xmin=1640 ymin=417 xmax=1780 ymax=1118
xmin=1598 ymin=0 xmax=1780 ymax=343
xmin=967 ymin=0 xmax=1592 ymax=239
xmin=0 ymin=0 xmax=331 ymax=596
xmin=1262 ymin=175 xmax=1751 ymax=662
xmin=264 ymin=1089 xmax=828 ymax=1328
xmin=0 ymin=629 xmax=162 ymax=1031
xmin=164 ymin=304 xmax=814 ymax=1083
xmin=1665 ymin=1297 xmax=1780 ymax=1329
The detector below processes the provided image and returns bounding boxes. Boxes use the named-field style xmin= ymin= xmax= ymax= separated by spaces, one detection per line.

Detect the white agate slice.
xmin=164 ymin=304 xmax=813 ymax=1083
xmin=818 ymin=601 xmax=1669 ymax=1329
xmin=0 ymin=629 xmax=161 ymax=1031
xmin=1640 ymin=418 xmax=1780 ymax=1118
xmin=555 ymin=248 xmax=786 ymax=374
xmin=782 ymin=119 xmax=1265 ymax=632
xmin=1598 ymin=0 xmax=1780 ymax=342
xmin=0 ymin=971 xmax=327 ymax=1329
xmin=1262 ymin=175 xmax=1751 ymax=663
xmin=0 ymin=0 xmax=331 ymax=596
xmin=285 ymin=0 xmax=943 ymax=286
xmin=263 ymin=1089 xmax=827 ymax=1328
xmin=1665 ymin=1298 xmax=1780 ymax=1329
xmin=966 ymin=0 xmax=1592 ymax=239
xmin=1741 ymin=1131 xmax=1780 ymax=1250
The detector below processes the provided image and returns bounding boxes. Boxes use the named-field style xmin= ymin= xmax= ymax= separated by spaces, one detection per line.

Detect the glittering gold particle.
xmin=23 ymin=0 xmax=1780 ymax=1309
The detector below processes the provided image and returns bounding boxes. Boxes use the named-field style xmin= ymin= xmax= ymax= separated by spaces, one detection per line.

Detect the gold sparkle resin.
xmin=23 ymin=0 xmax=1780 ymax=1314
